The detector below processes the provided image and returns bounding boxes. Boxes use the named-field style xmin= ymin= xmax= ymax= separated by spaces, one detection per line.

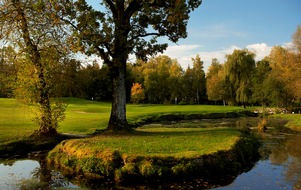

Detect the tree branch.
xmin=104 ymin=0 xmax=117 ymax=19
xmin=94 ymin=45 xmax=112 ymax=65
xmin=125 ymin=0 xmax=142 ymax=18
xmin=130 ymin=32 xmax=162 ymax=41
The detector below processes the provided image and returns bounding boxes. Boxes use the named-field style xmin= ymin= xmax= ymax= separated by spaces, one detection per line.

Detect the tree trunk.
xmin=106 ymin=4 xmax=131 ymax=131
xmin=107 ymin=27 xmax=129 ymax=131
xmin=13 ymin=0 xmax=57 ymax=137
xmin=107 ymin=64 xmax=128 ymax=131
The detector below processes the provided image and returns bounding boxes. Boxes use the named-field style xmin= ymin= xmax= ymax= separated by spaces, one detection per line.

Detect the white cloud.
xmin=160 ymin=43 xmax=278 ymax=72
xmin=161 ymin=44 xmax=241 ymax=72
xmin=282 ymin=42 xmax=295 ymax=51
xmin=246 ymin=43 xmax=272 ymax=61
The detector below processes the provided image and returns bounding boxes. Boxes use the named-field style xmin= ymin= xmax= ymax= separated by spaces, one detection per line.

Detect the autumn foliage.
xmin=131 ymin=83 xmax=145 ymax=104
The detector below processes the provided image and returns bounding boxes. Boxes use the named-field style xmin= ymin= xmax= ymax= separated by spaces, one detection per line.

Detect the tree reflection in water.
xmin=28 ymin=159 xmax=73 ymax=189
xmin=0 ymin=158 xmax=77 ymax=189
xmin=267 ymin=134 xmax=301 ymax=190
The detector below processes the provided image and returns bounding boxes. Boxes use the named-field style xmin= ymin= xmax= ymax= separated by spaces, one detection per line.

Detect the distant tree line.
xmin=1 ymin=26 xmax=301 ymax=109
xmin=0 ymin=53 xmax=207 ymax=104
xmin=206 ymin=26 xmax=301 ymax=109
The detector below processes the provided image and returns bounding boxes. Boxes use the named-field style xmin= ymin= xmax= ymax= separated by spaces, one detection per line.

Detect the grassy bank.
xmin=47 ymin=128 xmax=261 ymax=184
xmin=269 ymin=114 xmax=301 ymax=131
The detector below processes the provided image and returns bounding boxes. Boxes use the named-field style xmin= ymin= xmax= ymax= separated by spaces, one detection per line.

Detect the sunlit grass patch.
xmin=0 ymin=99 xmax=34 ymax=144
xmin=0 ymin=98 xmax=245 ymax=137
xmin=62 ymin=127 xmax=240 ymax=158
xmin=0 ymin=97 xmax=246 ymax=148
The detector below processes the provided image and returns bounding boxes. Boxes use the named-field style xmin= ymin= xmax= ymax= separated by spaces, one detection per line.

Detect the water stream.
xmin=1 ymin=118 xmax=301 ymax=189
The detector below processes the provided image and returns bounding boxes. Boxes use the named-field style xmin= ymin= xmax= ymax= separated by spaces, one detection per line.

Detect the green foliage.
xmin=13 ymin=53 xmax=67 ymax=135
xmin=224 ymin=49 xmax=256 ymax=106
xmin=206 ymin=59 xmax=225 ymax=101
xmin=79 ymin=157 xmax=105 ymax=174
xmin=0 ymin=0 xmax=69 ymax=136
xmin=251 ymin=59 xmax=272 ymax=106
xmin=0 ymin=46 xmax=17 ymax=98
xmin=191 ymin=54 xmax=206 ymax=103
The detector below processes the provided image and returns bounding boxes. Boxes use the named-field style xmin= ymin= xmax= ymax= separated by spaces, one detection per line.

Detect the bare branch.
xmin=130 ymin=32 xmax=162 ymax=41
xmin=94 ymin=45 xmax=112 ymax=65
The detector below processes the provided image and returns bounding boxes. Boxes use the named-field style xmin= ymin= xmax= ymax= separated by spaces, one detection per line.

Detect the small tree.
xmin=131 ymin=83 xmax=145 ymax=104
xmin=0 ymin=0 xmax=68 ymax=137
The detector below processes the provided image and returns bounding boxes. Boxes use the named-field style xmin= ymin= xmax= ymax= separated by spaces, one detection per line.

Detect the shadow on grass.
xmin=98 ymin=127 xmax=238 ymax=138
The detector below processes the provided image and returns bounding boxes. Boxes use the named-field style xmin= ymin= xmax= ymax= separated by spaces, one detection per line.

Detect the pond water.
xmin=214 ymin=134 xmax=301 ymax=190
xmin=0 ymin=159 xmax=78 ymax=189
xmin=1 ymin=118 xmax=301 ymax=189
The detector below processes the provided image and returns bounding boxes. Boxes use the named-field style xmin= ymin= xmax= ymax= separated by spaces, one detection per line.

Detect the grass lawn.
xmin=0 ymin=99 xmax=34 ymax=144
xmin=1 ymin=97 xmax=244 ymax=132
xmin=0 ymin=97 xmax=245 ymax=146
xmin=61 ymin=127 xmax=240 ymax=158
xmin=270 ymin=114 xmax=301 ymax=131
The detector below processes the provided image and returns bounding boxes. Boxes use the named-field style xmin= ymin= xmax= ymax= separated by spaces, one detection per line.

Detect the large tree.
xmin=0 ymin=0 xmax=68 ymax=136
xmin=143 ymin=55 xmax=172 ymax=103
xmin=206 ymin=58 xmax=225 ymax=103
xmin=224 ymin=49 xmax=255 ymax=107
xmin=251 ymin=59 xmax=272 ymax=107
xmin=191 ymin=54 xmax=206 ymax=104
xmin=56 ymin=0 xmax=202 ymax=131
xmin=267 ymin=46 xmax=298 ymax=107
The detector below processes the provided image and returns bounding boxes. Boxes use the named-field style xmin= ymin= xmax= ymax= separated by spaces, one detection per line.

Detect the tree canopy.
xmin=224 ymin=49 xmax=255 ymax=107
xmin=55 ymin=0 xmax=202 ymax=131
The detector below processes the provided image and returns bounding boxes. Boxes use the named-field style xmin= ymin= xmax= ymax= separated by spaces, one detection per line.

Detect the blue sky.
xmin=85 ymin=0 xmax=301 ymax=71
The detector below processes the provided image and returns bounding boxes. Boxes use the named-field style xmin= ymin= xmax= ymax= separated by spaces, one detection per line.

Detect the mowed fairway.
xmin=0 ymin=98 xmax=244 ymax=144
xmin=0 ymin=99 xmax=34 ymax=144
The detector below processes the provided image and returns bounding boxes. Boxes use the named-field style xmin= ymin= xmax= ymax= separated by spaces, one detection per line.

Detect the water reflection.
xmin=215 ymin=133 xmax=301 ymax=190
xmin=0 ymin=159 xmax=78 ymax=190
xmin=0 ymin=160 xmax=39 ymax=190
xmin=272 ymin=135 xmax=301 ymax=190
